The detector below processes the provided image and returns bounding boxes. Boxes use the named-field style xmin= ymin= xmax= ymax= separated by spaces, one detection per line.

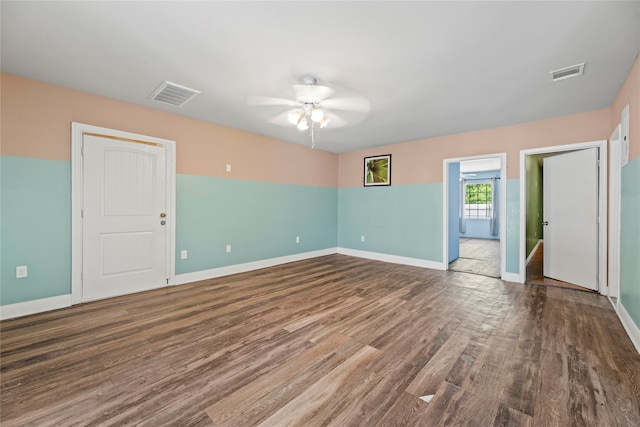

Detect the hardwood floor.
xmin=2 ymin=254 xmax=639 ymax=426
xmin=449 ymin=238 xmax=500 ymax=278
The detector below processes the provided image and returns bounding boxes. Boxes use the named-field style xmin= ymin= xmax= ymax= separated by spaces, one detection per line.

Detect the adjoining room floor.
xmin=449 ymin=237 xmax=500 ymax=278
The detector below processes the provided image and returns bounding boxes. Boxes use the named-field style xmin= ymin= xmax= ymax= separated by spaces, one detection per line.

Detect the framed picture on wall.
xmin=364 ymin=154 xmax=391 ymax=186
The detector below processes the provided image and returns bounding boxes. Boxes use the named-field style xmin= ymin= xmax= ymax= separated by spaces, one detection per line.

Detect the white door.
xmin=82 ymin=134 xmax=168 ymax=301
xmin=543 ymin=148 xmax=598 ymax=290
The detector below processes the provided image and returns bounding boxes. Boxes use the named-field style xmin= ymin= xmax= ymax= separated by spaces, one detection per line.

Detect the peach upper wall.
xmin=0 ymin=73 xmax=338 ymax=188
xmin=611 ymin=54 xmax=639 ymax=159
xmin=5 ymin=66 xmax=632 ymax=189
xmin=338 ymin=109 xmax=611 ymax=187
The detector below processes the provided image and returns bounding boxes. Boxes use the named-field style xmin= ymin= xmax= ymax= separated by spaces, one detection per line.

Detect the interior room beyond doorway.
xmin=449 ymin=237 xmax=500 ymax=278
xmin=447 ymin=157 xmax=502 ymax=279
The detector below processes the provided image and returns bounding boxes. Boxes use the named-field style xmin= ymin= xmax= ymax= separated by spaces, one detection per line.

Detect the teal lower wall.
xmin=175 ymin=175 xmax=337 ymax=274
xmin=1 ymin=155 xmax=529 ymax=308
xmin=337 ymin=184 xmax=443 ymax=261
xmin=1 ymin=156 xmax=72 ymax=305
xmin=337 ymin=180 xmax=521 ymax=275
xmin=620 ymin=155 xmax=640 ymax=329
xmin=1 ymin=152 xmax=633 ymax=333
xmin=0 ymin=155 xmax=337 ymax=306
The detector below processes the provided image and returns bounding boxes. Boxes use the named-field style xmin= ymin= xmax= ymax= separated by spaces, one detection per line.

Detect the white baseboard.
xmin=175 ymin=248 xmax=338 ymax=285
xmin=618 ymin=302 xmax=640 ymax=356
xmin=501 ymin=272 xmax=523 ymax=283
xmin=1 ymin=294 xmax=72 ymax=320
xmin=337 ymin=247 xmax=446 ymax=270
xmin=526 ymin=239 xmax=543 ymax=265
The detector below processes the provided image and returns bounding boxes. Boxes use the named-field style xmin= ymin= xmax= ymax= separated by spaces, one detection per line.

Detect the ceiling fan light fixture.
xmin=297 ymin=118 xmax=309 ymax=131
xmin=288 ymin=110 xmax=302 ymax=125
xmin=311 ymin=108 xmax=324 ymax=123
xmin=251 ymin=75 xmax=369 ymax=146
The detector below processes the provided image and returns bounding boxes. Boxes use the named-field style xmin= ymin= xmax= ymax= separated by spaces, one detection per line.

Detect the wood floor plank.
xmin=421 ymin=380 xmax=468 ymax=425
xmin=371 ymin=391 xmax=430 ymax=427
xmin=492 ymin=403 xmax=533 ymax=427
xmin=205 ymin=332 xmax=350 ymax=425
xmin=405 ymin=325 xmax=475 ymax=397
xmin=255 ymin=345 xmax=380 ymax=427
xmin=2 ymin=254 xmax=639 ymax=426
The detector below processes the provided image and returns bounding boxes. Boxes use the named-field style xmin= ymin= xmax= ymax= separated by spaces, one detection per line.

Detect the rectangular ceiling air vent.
xmin=148 ymin=81 xmax=201 ymax=107
xmin=549 ymin=63 xmax=585 ymax=82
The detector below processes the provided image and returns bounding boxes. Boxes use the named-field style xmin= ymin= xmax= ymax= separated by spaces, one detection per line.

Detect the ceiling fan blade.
xmin=323 ymin=110 xmax=349 ymax=128
xmin=267 ymin=110 xmax=296 ymax=126
xmin=247 ymin=95 xmax=297 ymax=107
xmin=319 ymin=96 xmax=370 ymax=112
xmin=293 ymin=84 xmax=335 ymax=102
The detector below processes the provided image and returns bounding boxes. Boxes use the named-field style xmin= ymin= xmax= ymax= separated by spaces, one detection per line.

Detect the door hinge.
xmin=81 ymin=209 xmax=83 ymax=218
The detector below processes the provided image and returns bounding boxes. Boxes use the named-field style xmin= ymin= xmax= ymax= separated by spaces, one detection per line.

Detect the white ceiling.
xmin=2 ymin=1 xmax=639 ymax=153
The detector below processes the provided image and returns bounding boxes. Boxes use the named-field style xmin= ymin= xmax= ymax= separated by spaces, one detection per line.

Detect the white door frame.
xmin=71 ymin=123 xmax=176 ymax=304
xmin=442 ymin=152 xmax=507 ymax=280
xmin=608 ymin=125 xmax=622 ymax=309
xmin=519 ymin=140 xmax=607 ymax=290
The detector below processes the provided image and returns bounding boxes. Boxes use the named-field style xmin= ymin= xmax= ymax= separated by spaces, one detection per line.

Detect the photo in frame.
xmin=364 ymin=154 xmax=391 ymax=186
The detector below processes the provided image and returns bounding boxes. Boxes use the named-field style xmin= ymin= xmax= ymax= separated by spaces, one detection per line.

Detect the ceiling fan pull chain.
xmin=310 ymin=121 xmax=315 ymax=149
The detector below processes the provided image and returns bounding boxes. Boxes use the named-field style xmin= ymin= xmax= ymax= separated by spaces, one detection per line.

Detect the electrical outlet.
xmin=226 ymin=244 xmax=231 ymax=253
xmin=16 ymin=265 xmax=28 ymax=278
xmin=296 ymin=236 xmax=300 ymax=243
xmin=181 ymin=250 xmax=188 ymax=259
xmin=361 ymin=236 xmax=365 ymax=242
xmin=226 ymin=164 xmax=231 ymax=172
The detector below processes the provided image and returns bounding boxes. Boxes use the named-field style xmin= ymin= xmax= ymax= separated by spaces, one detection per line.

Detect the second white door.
xmin=543 ymin=148 xmax=598 ymax=290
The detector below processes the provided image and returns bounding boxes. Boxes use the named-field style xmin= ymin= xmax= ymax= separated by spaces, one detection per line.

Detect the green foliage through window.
xmin=465 ymin=183 xmax=491 ymax=218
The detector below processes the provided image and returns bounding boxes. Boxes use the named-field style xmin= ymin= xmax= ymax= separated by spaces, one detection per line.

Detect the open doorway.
xmin=519 ymin=140 xmax=607 ymax=292
xmin=443 ymin=154 xmax=506 ymax=280
xmin=522 ymin=151 xmax=595 ymax=291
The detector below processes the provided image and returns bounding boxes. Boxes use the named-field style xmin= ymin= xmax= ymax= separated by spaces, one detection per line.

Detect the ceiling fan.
xmin=248 ymin=76 xmax=370 ymax=148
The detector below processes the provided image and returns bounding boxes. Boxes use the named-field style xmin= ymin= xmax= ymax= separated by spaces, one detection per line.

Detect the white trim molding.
xmin=618 ymin=302 xmax=640 ymax=356
xmin=501 ymin=272 xmax=522 ymax=283
xmin=337 ymin=247 xmax=446 ymax=271
xmin=0 ymin=295 xmax=72 ymax=320
xmin=175 ymin=248 xmax=338 ymax=285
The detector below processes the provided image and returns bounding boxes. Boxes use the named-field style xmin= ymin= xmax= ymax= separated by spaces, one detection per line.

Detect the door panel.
xmin=83 ymin=134 xmax=167 ymax=301
xmin=543 ymin=148 xmax=598 ymax=290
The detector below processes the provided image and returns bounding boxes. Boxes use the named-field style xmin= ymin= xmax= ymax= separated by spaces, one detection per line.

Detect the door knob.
xmin=160 ymin=212 xmax=167 ymax=218
xmin=542 ymin=221 xmax=549 ymax=226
